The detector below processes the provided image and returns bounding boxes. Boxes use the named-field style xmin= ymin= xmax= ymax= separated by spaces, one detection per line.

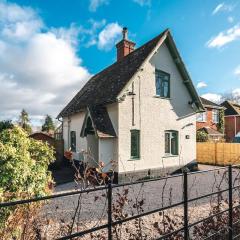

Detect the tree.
xmin=0 ymin=120 xmax=13 ymax=132
xmin=18 ymin=109 xmax=32 ymax=134
xmin=0 ymin=126 xmax=55 ymax=238
xmin=42 ymin=115 xmax=55 ymax=133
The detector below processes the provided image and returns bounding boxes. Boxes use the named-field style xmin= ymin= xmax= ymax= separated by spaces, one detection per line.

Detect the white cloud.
xmin=206 ymin=24 xmax=240 ymax=48
xmin=89 ymin=0 xmax=108 ymax=12
xmin=0 ymin=1 xmax=92 ymax=123
xmin=98 ymin=22 xmax=122 ymax=50
xmin=133 ymin=0 xmax=151 ymax=7
xmin=228 ymin=16 xmax=234 ymax=23
xmin=212 ymin=2 xmax=235 ymax=15
xmin=232 ymin=88 xmax=240 ymax=98
xmin=201 ymin=93 xmax=222 ymax=103
xmin=234 ymin=65 xmax=240 ymax=76
xmin=197 ymin=81 xmax=207 ymax=89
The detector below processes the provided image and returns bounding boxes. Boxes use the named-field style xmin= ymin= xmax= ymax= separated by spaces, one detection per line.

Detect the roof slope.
xmin=200 ymin=97 xmax=223 ymax=109
xmin=221 ymin=101 xmax=240 ymax=116
xmin=89 ymin=105 xmax=116 ymax=138
xmin=198 ymin=127 xmax=224 ymax=136
xmin=58 ymin=29 xmax=203 ymax=118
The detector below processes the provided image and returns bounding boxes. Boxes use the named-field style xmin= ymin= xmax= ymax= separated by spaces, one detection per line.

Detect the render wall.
xmin=62 ymin=111 xmax=87 ymax=160
xmin=118 ymin=42 xmax=197 ymax=174
xmin=62 ymin=104 xmax=118 ymax=167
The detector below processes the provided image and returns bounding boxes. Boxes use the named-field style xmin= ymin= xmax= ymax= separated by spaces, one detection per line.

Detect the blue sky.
xmin=0 ymin=0 xmax=239 ymax=124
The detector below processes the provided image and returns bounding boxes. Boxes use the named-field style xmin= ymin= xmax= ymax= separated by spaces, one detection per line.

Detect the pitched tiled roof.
xmin=89 ymin=105 xmax=116 ymax=138
xmin=58 ymin=30 xmax=167 ymax=118
xmin=58 ymin=29 xmax=203 ymax=118
xmin=198 ymin=127 xmax=223 ymax=136
xmin=221 ymin=101 xmax=240 ymax=116
xmin=200 ymin=97 xmax=223 ymax=109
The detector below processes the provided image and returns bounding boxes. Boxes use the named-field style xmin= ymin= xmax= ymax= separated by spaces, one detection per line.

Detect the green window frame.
xmin=155 ymin=69 xmax=170 ymax=98
xmin=131 ymin=129 xmax=140 ymax=159
xmin=70 ymin=131 xmax=76 ymax=152
xmin=165 ymin=130 xmax=178 ymax=156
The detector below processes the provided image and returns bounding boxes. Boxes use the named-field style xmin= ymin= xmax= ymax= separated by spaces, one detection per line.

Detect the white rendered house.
xmin=58 ymin=28 xmax=204 ymax=182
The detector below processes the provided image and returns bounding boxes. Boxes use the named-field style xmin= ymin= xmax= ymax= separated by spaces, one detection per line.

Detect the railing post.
xmin=183 ymin=171 xmax=189 ymax=240
xmin=107 ymin=179 xmax=112 ymax=240
xmin=228 ymin=165 xmax=233 ymax=240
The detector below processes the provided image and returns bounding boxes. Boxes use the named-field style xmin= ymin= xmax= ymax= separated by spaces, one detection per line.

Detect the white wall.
xmin=99 ymin=138 xmax=118 ymax=172
xmin=118 ymin=42 xmax=196 ymax=173
xmin=87 ymin=134 xmax=98 ymax=167
xmin=62 ymin=111 xmax=87 ymax=160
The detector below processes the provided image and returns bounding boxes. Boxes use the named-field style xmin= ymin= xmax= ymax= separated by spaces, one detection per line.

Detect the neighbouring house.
xmin=196 ymin=97 xmax=224 ymax=141
xmin=57 ymin=28 xmax=204 ymax=182
xmin=221 ymin=101 xmax=240 ymax=142
xmin=30 ymin=132 xmax=64 ymax=167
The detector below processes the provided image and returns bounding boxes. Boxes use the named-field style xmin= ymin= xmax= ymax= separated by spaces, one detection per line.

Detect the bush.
xmin=0 ymin=126 xmax=55 ymax=238
xmin=197 ymin=130 xmax=208 ymax=142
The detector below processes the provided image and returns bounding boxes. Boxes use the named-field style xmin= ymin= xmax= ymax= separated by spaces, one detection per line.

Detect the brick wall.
xmin=196 ymin=107 xmax=218 ymax=130
xmin=225 ymin=116 xmax=240 ymax=142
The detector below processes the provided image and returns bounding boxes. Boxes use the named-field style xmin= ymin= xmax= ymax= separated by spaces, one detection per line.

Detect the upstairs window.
xmin=155 ymin=69 xmax=170 ymax=98
xmin=70 ymin=131 xmax=76 ymax=152
xmin=165 ymin=130 xmax=178 ymax=156
xmin=212 ymin=109 xmax=219 ymax=123
xmin=197 ymin=112 xmax=207 ymax=122
xmin=131 ymin=130 xmax=140 ymax=159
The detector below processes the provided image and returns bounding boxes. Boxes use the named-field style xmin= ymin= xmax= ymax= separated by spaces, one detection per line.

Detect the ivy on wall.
xmin=217 ymin=109 xmax=225 ymax=133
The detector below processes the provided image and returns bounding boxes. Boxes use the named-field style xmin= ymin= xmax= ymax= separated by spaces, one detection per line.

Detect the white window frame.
xmin=212 ymin=109 xmax=219 ymax=123
xmin=197 ymin=112 xmax=207 ymax=122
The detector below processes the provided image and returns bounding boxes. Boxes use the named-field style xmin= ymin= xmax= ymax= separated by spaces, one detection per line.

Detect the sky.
xmin=0 ymin=0 xmax=240 ymax=125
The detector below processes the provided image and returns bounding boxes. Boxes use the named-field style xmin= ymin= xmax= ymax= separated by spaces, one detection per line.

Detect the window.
xmin=70 ymin=131 xmax=76 ymax=152
xmin=197 ymin=112 xmax=207 ymax=122
xmin=155 ymin=69 xmax=170 ymax=98
xmin=131 ymin=130 xmax=140 ymax=159
xmin=165 ymin=130 xmax=178 ymax=155
xmin=212 ymin=109 xmax=219 ymax=123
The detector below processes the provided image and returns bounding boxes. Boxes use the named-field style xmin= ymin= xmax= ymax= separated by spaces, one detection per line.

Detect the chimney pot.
xmin=116 ymin=27 xmax=135 ymax=61
xmin=122 ymin=27 xmax=128 ymax=40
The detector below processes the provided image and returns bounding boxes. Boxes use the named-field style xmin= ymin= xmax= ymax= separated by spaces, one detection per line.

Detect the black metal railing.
xmin=1 ymin=164 xmax=240 ymax=239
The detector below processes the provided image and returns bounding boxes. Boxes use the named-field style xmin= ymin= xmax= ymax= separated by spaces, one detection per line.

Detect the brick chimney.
xmin=116 ymin=27 xmax=136 ymax=61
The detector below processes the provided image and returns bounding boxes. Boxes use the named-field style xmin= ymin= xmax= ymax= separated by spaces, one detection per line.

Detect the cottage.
xmin=221 ymin=101 xmax=240 ymax=142
xmin=58 ymin=28 xmax=203 ymax=182
xmin=196 ymin=97 xmax=224 ymax=141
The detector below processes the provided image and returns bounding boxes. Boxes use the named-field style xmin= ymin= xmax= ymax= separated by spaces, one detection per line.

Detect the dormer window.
xmin=155 ymin=69 xmax=170 ymax=98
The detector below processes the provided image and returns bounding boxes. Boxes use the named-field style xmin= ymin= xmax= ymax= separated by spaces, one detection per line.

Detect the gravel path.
xmin=39 ymin=166 xmax=240 ymax=239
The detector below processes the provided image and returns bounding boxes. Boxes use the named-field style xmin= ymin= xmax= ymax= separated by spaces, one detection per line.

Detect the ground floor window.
xmin=165 ymin=130 xmax=178 ymax=155
xmin=131 ymin=129 xmax=140 ymax=159
xmin=70 ymin=131 xmax=76 ymax=152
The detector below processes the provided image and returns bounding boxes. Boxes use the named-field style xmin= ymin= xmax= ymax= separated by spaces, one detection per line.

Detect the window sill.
xmin=128 ymin=157 xmax=140 ymax=161
xmin=163 ymin=154 xmax=179 ymax=158
xmin=197 ymin=121 xmax=207 ymax=123
xmin=154 ymin=95 xmax=171 ymax=100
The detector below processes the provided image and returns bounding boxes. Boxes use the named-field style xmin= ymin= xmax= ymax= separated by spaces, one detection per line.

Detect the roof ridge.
xmin=58 ymin=29 xmax=169 ymax=118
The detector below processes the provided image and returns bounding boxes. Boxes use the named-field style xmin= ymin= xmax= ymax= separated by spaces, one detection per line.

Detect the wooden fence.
xmin=197 ymin=142 xmax=240 ymax=165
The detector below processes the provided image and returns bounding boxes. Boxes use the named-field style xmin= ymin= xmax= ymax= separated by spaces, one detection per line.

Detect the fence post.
xmin=228 ymin=165 xmax=233 ymax=240
xmin=183 ymin=171 xmax=189 ymax=240
xmin=107 ymin=179 xmax=112 ymax=240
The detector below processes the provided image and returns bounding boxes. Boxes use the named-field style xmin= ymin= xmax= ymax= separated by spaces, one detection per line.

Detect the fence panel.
xmin=197 ymin=143 xmax=240 ymax=165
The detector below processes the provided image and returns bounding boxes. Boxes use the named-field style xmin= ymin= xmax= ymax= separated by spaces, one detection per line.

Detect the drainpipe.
xmin=235 ymin=116 xmax=237 ymax=137
xmin=67 ymin=117 xmax=71 ymax=149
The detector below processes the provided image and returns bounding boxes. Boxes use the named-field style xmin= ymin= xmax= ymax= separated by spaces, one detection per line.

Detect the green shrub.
xmin=0 ymin=126 xmax=55 ymax=237
xmin=197 ymin=130 xmax=208 ymax=142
